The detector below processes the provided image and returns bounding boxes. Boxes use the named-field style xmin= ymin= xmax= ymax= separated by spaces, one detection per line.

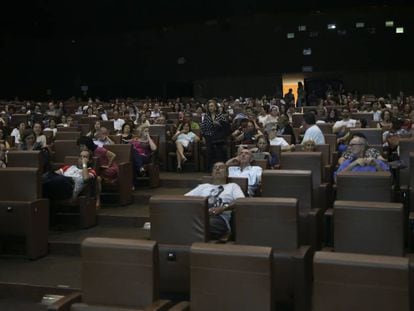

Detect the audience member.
xmin=185 ymin=162 xmax=245 ymax=240
xmin=226 ymin=147 xmax=262 ymax=196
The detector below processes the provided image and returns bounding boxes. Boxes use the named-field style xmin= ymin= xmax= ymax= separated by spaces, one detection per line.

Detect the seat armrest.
xmin=293 ymin=245 xmax=313 ymax=311
xmin=309 ymin=208 xmax=323 ymax=251
xmin=318 ymin=183 xmax=332 ymax=211
xmin=168 ymin=301 xmax=190 ymax=311
xmin=144 ymin=299 xmax=172 ymax=311
xmin=47 ymin=292 xmax=82 ymax=311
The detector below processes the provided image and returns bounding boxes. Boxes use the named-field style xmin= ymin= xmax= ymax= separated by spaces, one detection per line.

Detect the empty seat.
xmin=313 ymin=251 xmax=410 ymax=311
xmin=171 ymin=243 xmax=273 ymax=311
xmin=280 ymin=152 xmax=332 ymax=210
xmin=61 ymin=238 xmax=170 ymax=311
xmin=150 ymin=195 xmax=208 ymax=296
xmin=336 ymin=171 xmax=392 ymax=202
xmin=333 ymin=200 xmax=404 ymax=256
xmin=234 ymin=197 xmax=312 ymax=310
xmin=262 ymin=170 xmax=323 ymax=250
xmin=0 ymin=168 xmax=49 ymax=259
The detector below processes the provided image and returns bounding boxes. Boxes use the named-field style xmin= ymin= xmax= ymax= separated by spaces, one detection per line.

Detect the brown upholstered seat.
xmin=336 ymin=171 xmax=392 ymax=202
xmin=350 ymin=127 xmax=382 ymax=145
xmin=171 ymin=243 xmax=273 ymax=311
xmin=150 ymin=195 xmax=208 ymax=296
xmin=333 ymin=200 xmax=404 ymax=256
xmin=54 ymin=131 xmax=81 ymax=141
xmin=262 ymin=170 xmax=323 ymax=250
xmin=101 ymin=144 xmax=133 ymax=206
xmin=280 ymin=152 xmax=332 ymax=210
xmin=7 ymin=150 xmax=43 ymax=173
xmin=63 ymin=238 xmax=169 ymax=311
xmin=52 ymin=140 xmax=79 ymax=168
xmin=0 ymin=168 xmax=49 ymax=259
xmin=313 ymin=251 xmax=410 ymax=311
xmin=234 ymin=197 xmax=312 ymax=310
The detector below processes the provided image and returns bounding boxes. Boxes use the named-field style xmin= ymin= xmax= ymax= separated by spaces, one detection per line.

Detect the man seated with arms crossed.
xmin=185 ymin=162 xmax=245 ymax=240
xmin=226 ymin=147 xmax=263 ymax=196
xmin=43 ymin=150 xmax=97 ymax=200
xmin=335 ymin=132 xmax=389 ymax=180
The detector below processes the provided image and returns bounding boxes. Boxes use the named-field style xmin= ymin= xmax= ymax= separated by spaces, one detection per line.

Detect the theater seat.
xmin=333 ymin=200 xmax=404 ymax=256
xmin=234 ymin=197 xmax=312 ymax=311
xmin=51 ymin=238 xmax=170 ymax=311
xmin=313 ymin=251 xmax=410 ymax=311
xmin=171 ymin=243 xmax=273 ymax=311
xmin=0 ymin=168 xmax=49 ymax=259
xmin=150 ymin=195 xmax=208 ymax=296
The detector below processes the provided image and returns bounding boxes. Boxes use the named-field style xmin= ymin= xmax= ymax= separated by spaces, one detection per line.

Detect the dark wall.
xmin=0 ymin=4 xmax=413 ymax=99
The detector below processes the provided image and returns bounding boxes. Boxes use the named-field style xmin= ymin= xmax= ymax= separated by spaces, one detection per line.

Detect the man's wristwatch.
xmin=222 ymin=203 xmax=230 ymax=211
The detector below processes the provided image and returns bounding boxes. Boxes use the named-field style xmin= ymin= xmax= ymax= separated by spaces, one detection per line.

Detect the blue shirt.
xmin=335 ymin=158 xmax=389 ymax=179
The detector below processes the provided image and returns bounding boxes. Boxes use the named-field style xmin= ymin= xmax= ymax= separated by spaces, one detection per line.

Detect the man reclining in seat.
xmin=43 ymin=150 xmax=97 ymax=200
xmin=226 ymin=147 xmax=263 ymax=196
xmin=185 ymin=162 xmax=245 ymax=240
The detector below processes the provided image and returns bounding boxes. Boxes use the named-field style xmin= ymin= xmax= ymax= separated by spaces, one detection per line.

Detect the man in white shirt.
xmin=333 ymin=108 xmax=357 ymax=135
xmin=226 ymin=148 xmax=262 ymax=196
xmin=185 ymin=162 xmax=245 ymax=239
xmin=112 ymin=111 xmax=125 ymax=132
xmin=301 ymin=112 xmax=325 ymax=145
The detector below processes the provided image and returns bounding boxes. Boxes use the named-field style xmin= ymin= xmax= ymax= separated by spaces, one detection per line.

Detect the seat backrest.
xmin=399 ymin=138 xmax=414 ymax=185
xmin=410 ymin=152 xmax=414 ymax=187
xmin=292 ymin=113 xmax=304 ymax=128
xmin=262 ymin=170 xmax=313 ymax=213
xmin=295 ymin=144 xmax=330 ymax=165
xmin=349 ymin=128 xmax=382 ymax=145
xmin=53 ymin=140 xmax=79 ymax=163
xmin=149 ymin=125 xmax=167 ymax=168
xmin=0 ymin=168 xmax=40 ymax=201
xmin=313 ymin=251 xmax=410 ymax=311
xmin=150 ymin=195 xmax=208 ymax=245
xmin=334 ymin=200 xmax=404 ymax=256
xmin=336 ymin=171 xmax=392 ymax=202
xmin=54 ymin=131 xmax=81 ymax=141
xmin=57 ymin=127 xmax=79 ymax=132
xmin=317 ymin=123 xmax=333 ymax=134
xmin=10 ymin=114 xmax=28 ymax=127
xmin=7 ymin=150 xmax=42 ymax=170
xmin=280 ymin=152 xmax=323 ymax=187
xmin=104 ymin=144 xmax=132 ymax=164
xmin=191 ymin=243 xmax=273 ymax=311
xmin=235 ymin=197 xmax=299 ymax=250
xmin=350 ymin=112 xmax=374 ymax=123
xmin=82 ymin=238 xmax=159 ymax=308
xmin=100 ymin=120 xmax=115 ymax=133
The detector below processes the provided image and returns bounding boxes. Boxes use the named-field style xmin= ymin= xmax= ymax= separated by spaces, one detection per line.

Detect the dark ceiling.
xmin=1 ymin=0 xmax=412 ymax=36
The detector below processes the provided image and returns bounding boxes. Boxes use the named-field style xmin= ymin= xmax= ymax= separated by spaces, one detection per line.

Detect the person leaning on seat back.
xmin=334 ymin=132 xmax=389 ymax=181
xmin=185 ymin=162 xmax=245 ymax=240
xmin=42 ymin=150 xmax=96 ymax=200
xmin=226 ymin=147 xmax=262 ymax=197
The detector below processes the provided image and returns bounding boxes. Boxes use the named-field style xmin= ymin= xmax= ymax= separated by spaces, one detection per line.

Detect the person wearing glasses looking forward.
xmin=335 ymin=132 xmax=389 ymax=179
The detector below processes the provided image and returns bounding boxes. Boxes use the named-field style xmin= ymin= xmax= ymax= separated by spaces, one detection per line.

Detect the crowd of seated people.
xmin=0 ymin=91 xmax=412 ymax=195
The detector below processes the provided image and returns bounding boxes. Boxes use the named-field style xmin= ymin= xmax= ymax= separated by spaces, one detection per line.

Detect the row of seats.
xmin=46 ymin=236 xmax=412 ymax=311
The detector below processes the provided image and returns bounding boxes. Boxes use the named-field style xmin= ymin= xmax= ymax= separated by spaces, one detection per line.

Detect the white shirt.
xmin=228 ymin=165 xmax=262 ymax=196
xmin=185 ymin=183 xmax=245 ymax=231
xmin=176 ymin=132 xmax=196 ymax=148
xmin=269 ymin=136 xmax=289 ymax=147
xmin=112 ymin=119 xmax=125 ymax=131
xmin=302 ymin=124 xmax=325 ymax=145
xmin=11 ymin=128 xmax=21 ymax=144
xmin=333 ymin=119 xmax=357 ymax=130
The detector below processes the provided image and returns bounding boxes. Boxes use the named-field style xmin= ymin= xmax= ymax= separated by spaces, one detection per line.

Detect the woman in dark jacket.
xmin=201 ymin=100 xmax=230 ymax=171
